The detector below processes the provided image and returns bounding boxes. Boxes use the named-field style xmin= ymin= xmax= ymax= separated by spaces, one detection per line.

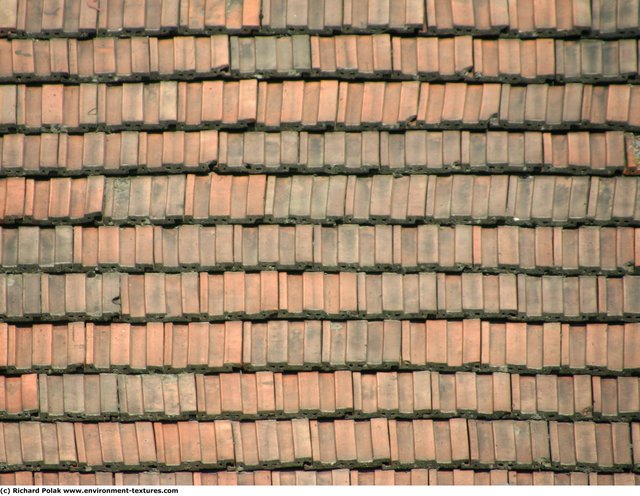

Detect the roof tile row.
xmin=4 ymin=174 xmax=640 ymax=226
xmin=0 ymin=418 xmax=637 ymax=470
xmin=0 ymin=35 xmax=230 ymax=82
xmin=1 ymin=0 xmax=638 ymax=37
xmin=215 ymin=129 xmax=630 ymax=174
xmin=423 ymin=0 xmax=638 ymax=36
xmin=0 ymin=131 xmax=218 ymax=176
xmin=0 ymin=271 xmax=639 ymax=321
xmin=1 ymin=469 xmax=639 ymax=486
xmin=238 ymin=35 xmax=640 ymax=83
xmin=0 ymin=176 xmax=105 ymax=223
xmin=107 ymin=174 xmax=640 ymax=226
xmin=0 ymin=130 xmax=631 ymax=176
xmin=2 ymin=320 xmax=639 ymax=373
xmin=2 ymin=82 xmax=639 ymax=132
xmin=0 ymin=0 xmax=422 ymax=36
xmin=0 ymin=0 xmax=261 ymax=35
xmin=2 ymin=224 xmax=638 ymax=275
xmin=10 ymin=370 xmax=639 ymax=420
xmin=0 ymin=81 xmax=258 ymax=132
xmin=5 ymin=35 xmax=639 ymax=83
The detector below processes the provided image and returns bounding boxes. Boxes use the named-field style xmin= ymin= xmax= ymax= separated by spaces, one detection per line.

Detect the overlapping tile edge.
xmin=0 ymin=0 xmax=639 ymax=486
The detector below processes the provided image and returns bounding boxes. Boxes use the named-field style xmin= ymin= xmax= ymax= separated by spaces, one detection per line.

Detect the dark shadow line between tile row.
xmin=0 ymin=414 xmax=638 ymax=424
xmin=2 ymin=267 xmax=639 ymax=277
xmin=2 ymin=122 xmax=640 ymax=135
xmin=0 ymin=167 xmax=636 ymax=179
xmin=2 ymin=29 xmax=640 ymax=41
xmin=0 ymin=461 xmax=636 ymax=475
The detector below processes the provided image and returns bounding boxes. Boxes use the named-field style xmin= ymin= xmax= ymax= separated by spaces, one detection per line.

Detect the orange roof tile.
xmin=1 ymin=0 xmax=639 ymax=486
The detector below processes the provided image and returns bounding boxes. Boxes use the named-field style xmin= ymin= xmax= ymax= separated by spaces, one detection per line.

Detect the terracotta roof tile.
xmin=0 ymin=0 xmax=627 ymax=37
xmin=9 ymin=173 xmax=640 ymax=226
xmin=3 ymin=0 xmax=640 ymax=485
xmin=6 ymin=82 xmax=640 ymax=133
xmin=9 ymin=468 xmax=630 ymax=486
xmin=2 ymin=320 xmax=639 ymax=376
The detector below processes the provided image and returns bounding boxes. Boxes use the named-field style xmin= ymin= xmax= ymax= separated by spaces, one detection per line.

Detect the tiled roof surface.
xmin=1 ymin=0 xmax=639 ymax=486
